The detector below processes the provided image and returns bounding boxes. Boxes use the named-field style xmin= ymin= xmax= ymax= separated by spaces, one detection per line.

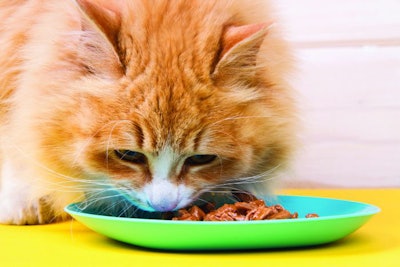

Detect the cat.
xmin=0 ymin=0 xmax=296 ymax=224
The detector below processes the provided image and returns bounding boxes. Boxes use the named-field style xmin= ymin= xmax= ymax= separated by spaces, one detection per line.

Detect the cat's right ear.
xmin=75 ymin=0 xmax=122 ymax=48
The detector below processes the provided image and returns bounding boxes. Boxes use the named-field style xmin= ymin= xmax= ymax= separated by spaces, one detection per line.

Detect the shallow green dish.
xmin=65 ymin=195 xmax=380 ymax=250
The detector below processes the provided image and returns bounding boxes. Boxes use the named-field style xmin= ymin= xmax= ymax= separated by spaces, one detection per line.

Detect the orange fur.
xmin=0 ymin=0 xmax=296 ymax=224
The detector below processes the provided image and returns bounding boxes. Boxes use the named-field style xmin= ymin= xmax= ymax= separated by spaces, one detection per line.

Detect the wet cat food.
xmin=171 ymin=194 xmax=319 ymax=221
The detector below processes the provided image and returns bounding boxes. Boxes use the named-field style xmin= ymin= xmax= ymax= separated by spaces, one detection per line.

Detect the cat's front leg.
xmin=0 ymin=159 xmax=59 ymax=224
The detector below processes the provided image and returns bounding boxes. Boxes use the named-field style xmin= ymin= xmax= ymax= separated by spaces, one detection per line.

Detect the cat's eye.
xmin=114 ymin=150 xmax=147 ymax=164
xmin=184 ymin=154 xmax=217 ymax=166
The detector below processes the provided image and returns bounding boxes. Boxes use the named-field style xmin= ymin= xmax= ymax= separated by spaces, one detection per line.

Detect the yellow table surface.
xmin=1 ymin=189 xmax=399 ymax=267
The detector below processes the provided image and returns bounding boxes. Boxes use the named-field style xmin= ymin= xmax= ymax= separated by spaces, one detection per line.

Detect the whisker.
xmin=71 ymin=119 xmax=131 ymax=167
xmin=6 ymin=125 xmax=136 ymax=194
xmin=104 ymin=119 xmax=132 ymax=171
xmin=200 ymin=164 xmax=282 ymax=199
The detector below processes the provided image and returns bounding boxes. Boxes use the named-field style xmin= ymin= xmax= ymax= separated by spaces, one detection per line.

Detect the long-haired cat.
xmin=0 ymin=0 xmax=295 ymax=224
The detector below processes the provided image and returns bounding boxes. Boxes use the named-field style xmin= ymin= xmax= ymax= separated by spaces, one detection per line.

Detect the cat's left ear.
xmin=75 ymin=0 xmax=123 ymax=48
xmin=212 ymin=22 xmax=272 ymax=83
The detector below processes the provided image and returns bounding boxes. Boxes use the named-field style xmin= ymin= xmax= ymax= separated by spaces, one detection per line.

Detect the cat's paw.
xmin=0 ymin=195 xmax=66 ymax=225
xmin=0 ymin=199 xmax=39 ymax=225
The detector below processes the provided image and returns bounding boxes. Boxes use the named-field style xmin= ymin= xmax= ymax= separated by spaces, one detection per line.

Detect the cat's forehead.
xmin=118 ymin=3 xmax=225 ymax=83
xmin=126 ymin=85 xmax=216 ymax=152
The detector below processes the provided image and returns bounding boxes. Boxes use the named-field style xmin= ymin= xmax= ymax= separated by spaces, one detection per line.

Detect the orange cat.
xmin=0 ymin=0 xmax=296 ymax=224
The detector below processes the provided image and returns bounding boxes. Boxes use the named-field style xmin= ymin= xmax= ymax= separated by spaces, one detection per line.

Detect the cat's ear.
xmin=75 ymin=0 xmax=122 ymax=48
xmin=212 ymin=22 xmax=272 ymax=83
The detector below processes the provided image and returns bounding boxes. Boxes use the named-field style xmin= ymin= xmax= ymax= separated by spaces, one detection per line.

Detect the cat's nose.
xmin=145 ymin=181 xmax=179 ymax=211
xmin=148 ymin=198 xmax=178 ymax=212
xmin=142 ymin=180 xmax=194 ymax=212
xmin=141 ymin=179 xmax=193 ymax=212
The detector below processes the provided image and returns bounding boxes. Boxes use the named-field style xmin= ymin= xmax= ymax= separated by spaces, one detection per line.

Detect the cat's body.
xmin=0 ymin=0 xmax=295 ymax=224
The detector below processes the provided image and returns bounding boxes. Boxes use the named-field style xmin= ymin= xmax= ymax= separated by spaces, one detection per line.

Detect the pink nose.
xmin=142 ymin=180 xmax=193 ymax=212
xmin=148 ymin=199 xmax=178 ymax=212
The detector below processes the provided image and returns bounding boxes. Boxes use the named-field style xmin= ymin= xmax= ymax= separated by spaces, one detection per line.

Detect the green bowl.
xmin=65 ymin=195 xmax=380 ymax=250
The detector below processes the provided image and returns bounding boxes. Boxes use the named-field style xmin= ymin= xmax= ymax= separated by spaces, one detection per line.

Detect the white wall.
xmin=273 ymin=0 xmax=400 ymax=187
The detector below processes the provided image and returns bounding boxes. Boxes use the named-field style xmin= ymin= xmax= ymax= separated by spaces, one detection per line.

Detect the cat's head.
xmin=36 ymin=0 xmax=296 ymax=212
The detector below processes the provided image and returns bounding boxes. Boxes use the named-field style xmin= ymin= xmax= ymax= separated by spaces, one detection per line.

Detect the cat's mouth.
xmin=81 ymin=184 xmax=237 ymax=218
xmin=106 ymin=181 xmax=197 ymax=213
xmin=83 ymin=180 xmax=234 ymax=215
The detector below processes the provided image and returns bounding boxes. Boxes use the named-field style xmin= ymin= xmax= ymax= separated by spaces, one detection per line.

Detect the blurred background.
xmin=272 ymin=0 xmax=400 ymax=188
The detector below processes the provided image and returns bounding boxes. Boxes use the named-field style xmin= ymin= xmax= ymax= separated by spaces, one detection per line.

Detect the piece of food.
xmin=170 ymin=193 xmax=318 ymax=221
